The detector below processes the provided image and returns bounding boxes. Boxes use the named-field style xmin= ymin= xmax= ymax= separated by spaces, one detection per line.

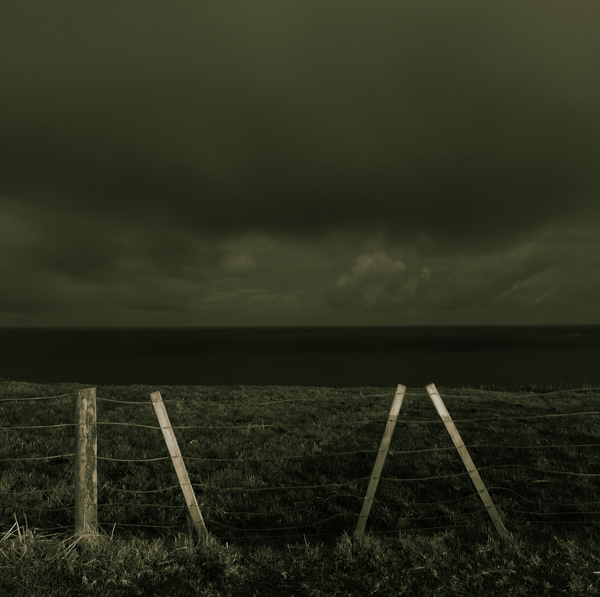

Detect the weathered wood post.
xmin=74 ymin=387 xmax=98 ymax=537
xmin=150 ymin=391 xmax=209 ymax=542
xmin=426 ymin=383 xmax=511 ymax=541
xmin=355 ymin=384 xmax=406 ymax=537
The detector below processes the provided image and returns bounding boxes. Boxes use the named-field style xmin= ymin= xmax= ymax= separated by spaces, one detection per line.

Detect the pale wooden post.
xmin=74 ymin=387 xmax=98 ymax=537
xmin=426 ymin=383 xmax=511 ymax=541
xmin=355 ymin=384 xmax=406 ymax=537
xmin=150 ymin=391 xmax=209 ymax=542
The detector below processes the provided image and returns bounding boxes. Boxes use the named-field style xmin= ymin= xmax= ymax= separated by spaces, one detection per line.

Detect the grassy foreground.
xmin=1 ymin=379 xmax=599 ymax=595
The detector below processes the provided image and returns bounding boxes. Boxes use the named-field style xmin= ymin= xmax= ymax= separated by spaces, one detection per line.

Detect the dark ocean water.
xmin=0 ymin=326 xmax=599 ymax=389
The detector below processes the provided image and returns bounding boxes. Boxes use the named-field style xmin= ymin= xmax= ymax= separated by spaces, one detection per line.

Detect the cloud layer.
xmin=1 ymin=1 xmax=599 ymax=325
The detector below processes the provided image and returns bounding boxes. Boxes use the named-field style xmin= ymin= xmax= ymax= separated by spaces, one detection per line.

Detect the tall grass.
xmin=1 ymin=379 xmax=599 ymax=594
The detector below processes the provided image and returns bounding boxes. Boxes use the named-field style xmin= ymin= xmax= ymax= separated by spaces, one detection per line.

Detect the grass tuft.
xmin=1 ymin=380 xmax=600 ymax=594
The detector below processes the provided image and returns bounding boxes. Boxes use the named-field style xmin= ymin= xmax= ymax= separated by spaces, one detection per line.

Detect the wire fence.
xmin=0 ymin=385 xmax=599 ymax=542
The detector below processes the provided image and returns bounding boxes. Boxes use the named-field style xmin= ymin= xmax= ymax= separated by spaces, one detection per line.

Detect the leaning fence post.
xmin=150 ymin=391 xmax=209 ymax=542
xmin=74 ymin=387 xmax=98 ymax=537
xmin=425 ymin=383 xmax=511 ymax=541
xmin=355 ymin=384 xmax=406 ymax=537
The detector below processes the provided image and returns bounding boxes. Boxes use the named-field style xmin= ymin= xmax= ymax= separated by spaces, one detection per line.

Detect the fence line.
xmin=188 ymin=478 xmax=372 ymax=492
xmin=95 ymin=391 xmax=395 ymax=407
xmin=97 ymin=502 xmax=187 ymax=510
xmin=0 ymin=453 xmax=74 ymax=461
xmin=4 ymin=487 xmax=74 ymax=496
xmin=210 ymin=512 xmax=355 ymax=533
xmin=102 ymin=485 xmax=182 ymax=495
xmin=354 ymin=486 xmax=600 ymax=509
xmin=95 ymin=449 xmax=380 ymax=463
xmin=2 ymin=385 xmax=600 ymax=541
xmin=390 ymin=410 xmax=600 ymax=424
xmin=93 ymin=487 xmax=600 ymax=520
xmin=96 ymin=397 xmax=157 ymax=405
xmin=95 ymin=418 xmax=387 ymax=430
xmin=0 ymin=423 xmax=75 ymax=430
xmin=467 ymin=441 xmax=600 ymax=450
xmin=430 ymin=386 xmax=600 ymax=400
xmin=96 ymin=421 xmax=161 ymax=430
xmin=103 ymin=522 xmax=189 ymax=530
xmin=178 ymin=449 xmax=381 ymax=462
xmin=501 ymin=505 xmax=600 ymax=516
xmin=216 ymin=502 xmax=363 ymax=517
xmin=1 ymin=385 xmax=597 ymax=405
xmin=93 ymin=441 xmax=596 ymax=464
xmin=28 ymin=506 xmax=75 ymax=512
xmin=22 ymin=525 xmax=75 ymax=532
xmin=476 ymin=464 xmax=600 ymax=477
xmin=0 ymin=392 xmax=77 ymax=403
xmin=89 ymin=409 xmax=600 ymax=431
xmin=242 ymin=392 xmax=397 ymax=405
xmin=371 ymin=524 xmax=473 ymax=536
xmin=95 ymin=389 xmax=551 ymax=408
xmin=514 ymin=520 xmax=600 ymax=526
xmin=97 ymin=455 xmax=171 ymax=462
xmin=487 ymin=486 xmax=600 ymax=506
xmin=97 ymin=396 xmax=188 ymax=405
xmin=213 ymin=510 xmax=481 ymax=527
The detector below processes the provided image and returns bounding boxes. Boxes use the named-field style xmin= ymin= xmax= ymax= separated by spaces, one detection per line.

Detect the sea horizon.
xmin=1 ymin=324 xmax=599 ymax=389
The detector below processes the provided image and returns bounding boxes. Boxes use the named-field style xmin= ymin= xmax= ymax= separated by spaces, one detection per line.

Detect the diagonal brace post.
xmin=426 ymin=383 xmax=511 ymax=541
xmin=151 ymin=391 xmax=209 ymax=542
xmin=355 ymin=384 xmax=406 ymax=537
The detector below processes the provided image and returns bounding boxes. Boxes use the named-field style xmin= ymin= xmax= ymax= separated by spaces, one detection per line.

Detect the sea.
xmin=0 ymin=325 xmax=599 ymax=389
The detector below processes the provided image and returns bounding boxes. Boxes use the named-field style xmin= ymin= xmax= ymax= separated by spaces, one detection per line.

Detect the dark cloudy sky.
xmin=1 ymin=1 xmax=599 ymax=326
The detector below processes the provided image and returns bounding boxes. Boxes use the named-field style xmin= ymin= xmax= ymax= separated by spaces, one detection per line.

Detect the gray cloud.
xmin=1 ymin=1 xmax=599 ymax=325
xmin=323 ymin=217 xmax=600 ymax=323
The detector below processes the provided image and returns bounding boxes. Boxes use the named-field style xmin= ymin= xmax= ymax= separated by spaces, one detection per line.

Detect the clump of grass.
xmin=0 ymin=521 xmax=243 ymax=596
xmin=1 ymin=380 xmax=600 ymax=593
xmin=2 ymin=526 xmax=600 ymax=596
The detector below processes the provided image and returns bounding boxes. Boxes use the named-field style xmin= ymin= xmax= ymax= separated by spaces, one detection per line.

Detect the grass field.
xmin=1 ymin=379 xmax=599 ymax=595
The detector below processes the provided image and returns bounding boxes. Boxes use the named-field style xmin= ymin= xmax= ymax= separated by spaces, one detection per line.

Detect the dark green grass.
xmin=2 ymin=526 xmax=600 ymax=596
xmin=1 ymin=379 xmax=600 ymax=594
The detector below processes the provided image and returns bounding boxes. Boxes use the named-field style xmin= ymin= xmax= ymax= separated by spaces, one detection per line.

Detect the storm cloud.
xmin=1 ymin=1 xmax=599 ymax=325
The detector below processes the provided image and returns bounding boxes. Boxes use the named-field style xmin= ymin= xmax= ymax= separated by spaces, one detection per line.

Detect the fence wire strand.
xmin=513 ymin=519 xmax=600 ymax=526
xmin=97 ymin=455 xmax=170 ymax=462
xmin=27 ymin=505 xmax=75 ymax=512
xmin=373 ymin=492 xmax=481 ymax=507
xmin=0 ymin=392 xmax=76 ymax=403
xmin=191 ymin=478 xmax=371 ymax=493
xmin=96 ymin=397 xmax=156 ymax=405
xmin=500 ymin=505 xmax=600 ymax=517
xmin=487 ymin=485 xmax=600 ymax=507
xmin=0 ymin=423 xmax=75 ymax=430
xmin=1 ymin=487 xmax=74 ymax=496
xmin=371 ymin=524 xmax=472 ymax=535
xmin=0 ymin=453 xmax=74 ymax=462
xmin=99 ymin=522 xmax=188 ymax=530
xmin=96 ymin=418 xmax=386 ymax=431
xmin=177 ymin=449 xmax=380 ymax=463
xmin=96 ymin=391 xmax=395 ymax=408
xmin=436 ymin=386 xmax=600 ymax=400
xmin=97 ymin=502 xmax=186 ymax=510
xmin=209 ymin=512 xmax=354 ymax=533
xmin=89 ymin=439 xmax=600 ymax=464
xmin=477 ymin=463 xmax=600 ymax=477
xmin=394 ymin=410 xmax=600 ymax=424
xmin=101 ymin=485 xmax=182 ymax=495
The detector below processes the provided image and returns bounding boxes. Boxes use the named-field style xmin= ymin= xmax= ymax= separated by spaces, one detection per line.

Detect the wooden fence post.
xmin=150 ymin=391 xmax=209 ymax=542
xmin=355 ymin=384 xmax=406 ymax=537
xmin=425 ymin=383 xmax=511 ymax=541
xmin=74 ymin=387 xmax=98 ymax=537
